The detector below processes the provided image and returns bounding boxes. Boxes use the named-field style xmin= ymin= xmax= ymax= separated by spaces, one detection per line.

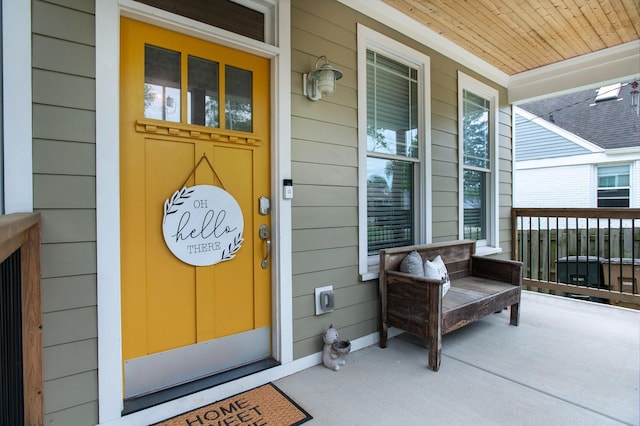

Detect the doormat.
xmin=154 ymin=383 xmax=312 ymax=426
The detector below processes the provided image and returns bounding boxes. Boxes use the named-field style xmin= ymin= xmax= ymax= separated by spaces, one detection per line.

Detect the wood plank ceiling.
xmin=382 ymin=0 xmax=640 ymax=75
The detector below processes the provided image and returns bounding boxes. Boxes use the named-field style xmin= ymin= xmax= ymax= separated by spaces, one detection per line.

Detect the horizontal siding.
xmin=41 ymin=275 xmax=97 ymax=313
xmin=42 ymin=306 xmax=97 ymax=348
xmin=34 ymin=175 xmax=96 ymax=209
xmin=43 ymin=339 xmax=97 ymax=381
xmin=291 ymin=162 xmax=357 ymax=186
xmin=293 ymin=139 xmax=357 ymax=166
xmin=43 ymin=371 xmax=98 ymax=415
xmin=291 ymin=116 xmax=357 ymax=147
xmin=32 ymin=35 xmax=95 ymax=77
xmin=33 ymin=140 xmax=96 ymax=176
xmin=33 ymin=105 xmax=96 ymax=143
xmin=41 ymin=242 xmax=96 ymax=278
xmin=292 ymin=266 xmax=359 ymax=298
xmin=292 ymin=247 xmax=358 ymax=275
xmin=42 ymin=402 xmax=98 ymax=426
xmin=32 ymin=0 xmax=95 ymax=45
xmin=46 ymin=0 xmax=95 ymax=14
xmin=39 ymin=209 xmax=97 ymax=243
xmin=292 ymin=0 xmax=513 ymax=358
xmin=292 ymin=185 xmax=357 ymax=207
xmin=498 ymin=101 xmax=514 ymax=256
xmin=293 ymin=228 xmax=358 ymax=251
xmin=33 ymin=69 xmax=95 ymax=110
xmin=292 ymin=206 xmax=358 ymax=229
xmin=515 ymin=113 xmax=591 ymax=161
xmin=32 ymin=1 xmax=98 ymax=424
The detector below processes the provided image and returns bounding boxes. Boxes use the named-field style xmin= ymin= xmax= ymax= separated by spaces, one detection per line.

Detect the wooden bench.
xmin=379 ymin=240 xmax=522 ymax=371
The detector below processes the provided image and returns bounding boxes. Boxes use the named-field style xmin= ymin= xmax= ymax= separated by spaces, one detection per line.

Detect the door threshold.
xmin=122 ymin=358 xmax=280 ymax=415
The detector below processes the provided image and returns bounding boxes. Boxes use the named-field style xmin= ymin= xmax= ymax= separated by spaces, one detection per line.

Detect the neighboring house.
xmin=0 ymin=1 xmax=638 ymax=425
xmin=514 ymin=82 xmax=640 ymax=208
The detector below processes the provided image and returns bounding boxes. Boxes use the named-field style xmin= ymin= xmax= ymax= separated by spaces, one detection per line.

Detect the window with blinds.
xmin=366 ymin=50 xmax=419 ymax=255
xmin=462 ymin=89 xmax=491 ymax=241
xmin=598 ymin=165 xmax=630 ymax=207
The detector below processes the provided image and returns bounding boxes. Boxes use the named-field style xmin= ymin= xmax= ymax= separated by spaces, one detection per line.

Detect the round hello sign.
xmin=162 ymin=185 xmax=244 ymax=266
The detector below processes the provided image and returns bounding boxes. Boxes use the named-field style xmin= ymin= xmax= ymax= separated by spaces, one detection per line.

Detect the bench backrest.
xmin=379 ymin=240 xmax=476 ymax=280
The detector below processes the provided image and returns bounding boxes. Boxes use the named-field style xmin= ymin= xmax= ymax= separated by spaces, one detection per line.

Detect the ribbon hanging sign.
xmin=162 ymin=185 xmax=244 ymax=266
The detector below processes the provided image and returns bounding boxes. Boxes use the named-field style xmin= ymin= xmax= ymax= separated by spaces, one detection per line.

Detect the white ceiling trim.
xmin=509 ymin=41 xmax=640 ymax=104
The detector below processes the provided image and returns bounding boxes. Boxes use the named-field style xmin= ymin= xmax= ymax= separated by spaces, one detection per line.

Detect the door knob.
xmin=259 ymin=224 xmax=270 ymax=269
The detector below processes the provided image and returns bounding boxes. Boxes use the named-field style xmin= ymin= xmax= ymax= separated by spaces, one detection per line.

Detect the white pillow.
xmin=399 ymin=250 xmax=424 ymax=276
xmin=424 ymin=255 xmax=451 ymax=296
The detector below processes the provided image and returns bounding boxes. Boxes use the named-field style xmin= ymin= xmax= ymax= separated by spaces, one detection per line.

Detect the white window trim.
xmin=595 ymin=162 xmax=632 ymax=208
xmin=457 ymin=71 xmax=500 ymax=255
xmin=357 ymin=24 xmax=431 ymax=280
xmin=2 ymin=1 xmax=32 ymax=213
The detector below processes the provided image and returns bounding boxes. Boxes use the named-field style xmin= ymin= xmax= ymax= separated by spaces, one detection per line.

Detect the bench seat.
xmin=379 ymin=240 xmax=523 ymax=371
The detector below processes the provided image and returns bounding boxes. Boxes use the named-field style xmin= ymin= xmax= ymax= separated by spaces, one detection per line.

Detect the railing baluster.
xmin=511 ymin=208 xmax=640 ymax=308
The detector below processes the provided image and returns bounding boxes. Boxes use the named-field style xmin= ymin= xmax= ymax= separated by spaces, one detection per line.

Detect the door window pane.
xmin=188 ymin=56 xmax=219 ymax=128
xmin=225 ymin=65 xmax=252 ymax=132
xmin=144 ymin=45 xmax=181 ymax=122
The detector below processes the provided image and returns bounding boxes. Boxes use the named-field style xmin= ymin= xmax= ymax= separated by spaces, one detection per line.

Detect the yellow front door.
xmin=120 ymin=18 xmax=271 ymax=398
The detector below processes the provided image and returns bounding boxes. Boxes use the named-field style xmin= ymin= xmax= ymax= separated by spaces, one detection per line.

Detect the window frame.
xmin=357 ymin=24 xmax=431 ymax=279
xmin=2 ymin=0 xmax=32 ymax=214
xmin=596 ymin=163 xmax=631 ymax=208
xmin=457 ymin=71 xmax=500 ymax=254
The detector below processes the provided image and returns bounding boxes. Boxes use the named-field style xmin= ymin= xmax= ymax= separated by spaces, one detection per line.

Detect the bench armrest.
xmin=471 ymin=256 xmax=523 ymax=285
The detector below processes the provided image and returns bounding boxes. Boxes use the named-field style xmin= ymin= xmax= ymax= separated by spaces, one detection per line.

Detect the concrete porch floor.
xmin=275 ymin=291 xmax=639 ymax=425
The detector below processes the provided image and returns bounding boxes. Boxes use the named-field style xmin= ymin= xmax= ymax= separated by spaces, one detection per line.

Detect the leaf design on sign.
xmin=221 ymin=232 xmax=244 ymax=261
xmin=163 ymin=187 xmax=194 ymax=223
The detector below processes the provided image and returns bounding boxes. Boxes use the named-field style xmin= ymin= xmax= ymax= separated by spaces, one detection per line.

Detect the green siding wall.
xmin=33 ymin=0 xmax=99 ymax=424
xmin=290 ymin=0 xmax=513 ymax=359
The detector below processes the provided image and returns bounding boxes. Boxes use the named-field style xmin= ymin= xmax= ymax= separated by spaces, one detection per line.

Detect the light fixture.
xmin=303 ymin=55 xmax=343 ymax=101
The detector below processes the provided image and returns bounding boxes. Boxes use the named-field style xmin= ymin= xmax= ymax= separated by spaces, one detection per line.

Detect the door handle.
xmin=259 ymin=224 xmax=270 ymax=269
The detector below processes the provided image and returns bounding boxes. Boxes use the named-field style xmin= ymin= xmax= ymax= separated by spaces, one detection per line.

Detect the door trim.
xmin=95 ymin=1 xmax=292 ymax=423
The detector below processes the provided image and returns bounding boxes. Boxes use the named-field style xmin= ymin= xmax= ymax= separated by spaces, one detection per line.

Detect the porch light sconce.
xmin=303 ymin=55 xmax=343 ymax=101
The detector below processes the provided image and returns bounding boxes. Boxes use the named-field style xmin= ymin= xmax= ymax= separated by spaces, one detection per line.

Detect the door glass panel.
xmin=225 ymin=65 xmax=252 ymax=132
xmin=144 ymin=44 xmax=181 ymax=122
xmin=188 ymin=56 xmax=219 ymax=128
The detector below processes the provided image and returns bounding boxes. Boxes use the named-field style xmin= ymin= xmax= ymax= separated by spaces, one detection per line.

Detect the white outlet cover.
xmin=315 ymin=285 xmax=334 ymax=315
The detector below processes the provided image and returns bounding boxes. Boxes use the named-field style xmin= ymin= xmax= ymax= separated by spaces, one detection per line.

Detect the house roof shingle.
xmin=518 ymin=82 xmax=640 ymax=150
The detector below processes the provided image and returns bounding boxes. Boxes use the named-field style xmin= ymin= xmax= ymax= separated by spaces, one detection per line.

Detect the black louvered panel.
xmin=1 ymin=249 xmax=24 ymax=426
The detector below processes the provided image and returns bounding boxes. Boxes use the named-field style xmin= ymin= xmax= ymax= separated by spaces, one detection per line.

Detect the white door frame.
xmin=95 ymin=0 xmax=292 ymax=423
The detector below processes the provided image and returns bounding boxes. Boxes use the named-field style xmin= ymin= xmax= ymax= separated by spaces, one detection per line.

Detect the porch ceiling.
xmin=382 ymin=0 xmax=640 ymax=75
